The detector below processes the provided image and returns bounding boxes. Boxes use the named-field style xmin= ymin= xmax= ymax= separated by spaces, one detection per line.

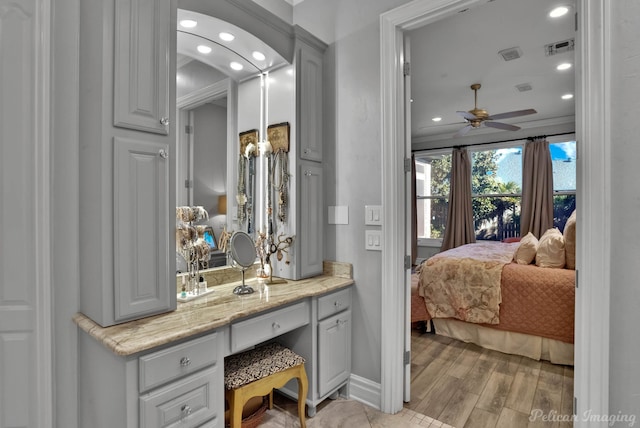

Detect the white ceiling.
xmin=178 ymin=0 xmax=576 ymax=145
xmin=409 ymin=0 xmax=576 ymax=145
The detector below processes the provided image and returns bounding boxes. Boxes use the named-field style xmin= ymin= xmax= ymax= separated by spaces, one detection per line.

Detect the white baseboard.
xmin=347 ymin=374 xmax=381 ymax=411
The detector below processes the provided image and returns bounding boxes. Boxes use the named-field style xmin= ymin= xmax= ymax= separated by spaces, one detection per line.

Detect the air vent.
xmin=545 ymin=38 xmax=575 ymax=56
xmin=515 ymin=83 xmax=533 ymax=92
xmin=498 ymin=47 xmax=523 ymax=61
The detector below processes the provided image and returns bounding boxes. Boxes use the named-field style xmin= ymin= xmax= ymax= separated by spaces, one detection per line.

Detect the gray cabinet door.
xmin=114 ymin=0 xmax=171 ymax=134
xmin=299 ymin=162 xmax=323 ymax=278
xmin=298 ymin=47 xmax=323 ymax=162
xmin=317 ymin=310 xmax=351 ymax=397
xmin=114 ymin=137 xmax=173 ymax=321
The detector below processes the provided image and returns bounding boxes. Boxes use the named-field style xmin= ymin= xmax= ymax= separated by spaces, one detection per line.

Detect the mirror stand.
xmin=228 ymin=231 xmax=257 ymax=295
xmin=233 ymin=269 xmax=254 ymax=295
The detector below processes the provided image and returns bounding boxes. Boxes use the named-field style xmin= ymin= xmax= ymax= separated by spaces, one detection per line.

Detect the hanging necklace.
xmin=273 ymin=149 xmax=289 ymax=222
xmin=237 ymin=154 xmax=247 ymax=224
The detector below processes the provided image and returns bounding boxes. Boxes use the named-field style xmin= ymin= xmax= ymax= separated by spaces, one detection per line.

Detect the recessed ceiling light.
xmin=557 ymin=62 xmax=572 ymax=71
xmin=562 ymin=93 xmax=574 ymax=100
xmin=197 ymin=45 xmax=212 ymax=54
xmin=252 ymin=51 xmax=266 ymax=61
xmin=432 ymin=117 xmax=442 ymax=122
xmin=549 ymin=6 xmax=569 ymax=18
xmin=179 ymin=19 xmax=197 ymax=28
xmin=230 ymin=61 xmax=243 ymax=71
xmin=219 ymin=32 xmax=235 ymax=42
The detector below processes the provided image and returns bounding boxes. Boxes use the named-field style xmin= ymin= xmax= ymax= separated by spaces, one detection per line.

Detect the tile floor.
xmin=259 ymin=393 xmax=455 ymax=428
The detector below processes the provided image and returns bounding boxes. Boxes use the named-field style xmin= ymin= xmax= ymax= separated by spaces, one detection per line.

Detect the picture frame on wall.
xmin=267 ymin=122 xmax=290 ymax=153
xmin=239 ymin=129 xmax=259 ymax=157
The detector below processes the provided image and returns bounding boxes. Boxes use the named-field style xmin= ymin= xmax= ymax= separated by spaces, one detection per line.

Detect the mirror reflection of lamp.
xmin=217 ymin=194 xmax=227 ymax=215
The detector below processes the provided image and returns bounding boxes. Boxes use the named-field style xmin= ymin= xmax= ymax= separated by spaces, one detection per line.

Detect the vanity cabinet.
xmin=79 ymin=0 xmax=177 ymax=326
xmin=278 ymin=287 xmax=352 ymax=417
xmin=79 ymin=331 xmax=225 ymax=428
xmin=274 ymin=30 xmax=327 ymax=281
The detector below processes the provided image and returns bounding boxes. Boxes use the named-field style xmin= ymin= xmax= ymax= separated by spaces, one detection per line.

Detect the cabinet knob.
xmin=179 ymin=357 xmax=191 ymax=367
xmin=272 ymin=322 xmax=281 ymax=329
xmin=158 ymin=149 xmax=168 ymax=159
xmin=334 ymin=301 xmax=342 ymax=309
xmin=336 ymin=319 xmax=347 ymax=327
xmin=160 ymin=117 xmax=170 ymax=126
xmin=181 ymin=404 xmax=192 ymax=417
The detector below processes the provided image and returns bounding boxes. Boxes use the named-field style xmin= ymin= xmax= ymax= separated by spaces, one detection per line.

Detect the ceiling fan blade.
xmin=485 ymin=121 xmax=521 ymax=131
xmin=488 ymin=108 xmax=537 ymax=120
xmin=453 ymin=125 xmax=473 ymax=138
xmin=456 ymin=111 xmax=477 ymax=121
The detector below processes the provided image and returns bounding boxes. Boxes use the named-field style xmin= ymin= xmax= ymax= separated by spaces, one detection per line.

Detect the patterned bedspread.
xmin=418 ymin=242 xmax=520 ymax=324
xmin=416 ymin=241 xmax=576 ymax=343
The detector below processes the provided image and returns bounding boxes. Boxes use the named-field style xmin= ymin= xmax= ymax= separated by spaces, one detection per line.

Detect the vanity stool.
xmin=224 ymin=342 xmax=308 ymax=428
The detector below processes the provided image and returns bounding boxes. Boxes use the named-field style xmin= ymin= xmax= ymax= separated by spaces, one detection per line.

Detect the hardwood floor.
xmin=406 ymin=329 xmax=574 ymax=428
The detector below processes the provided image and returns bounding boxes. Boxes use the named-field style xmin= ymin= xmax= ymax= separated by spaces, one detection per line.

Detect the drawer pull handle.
xmin=336 ymin=319 xmax=347 ymax=326
xmin=179 ymin=357 xmax=191 ymax=367
xmin=181 ymin=404 xmax=192 ymax=417
xmin=160 ymin=117 xmax=170 ymax=126
xmin=272 ymin=322 xmax=281 ymax=329
xmin=158 ymin=149 xmax=168 ymax=159
xmin=334 ymin=301 xmax=342 ymax=309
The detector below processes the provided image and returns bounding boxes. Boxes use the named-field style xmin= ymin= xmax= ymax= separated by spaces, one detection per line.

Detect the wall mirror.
xmin=175 ymin=4 xmax=293 ymax=274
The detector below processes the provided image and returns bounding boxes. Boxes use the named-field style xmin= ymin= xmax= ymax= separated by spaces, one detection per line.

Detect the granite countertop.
xmin=73 ymin=262 xmax=353 ymax=357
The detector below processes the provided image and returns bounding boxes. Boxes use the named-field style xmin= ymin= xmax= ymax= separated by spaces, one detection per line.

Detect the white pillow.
xmin=536 ymin=228 xmax=566 ymax=268
xmin=563 ymin=210 xmax=577 ymax=269
xmin=513 ymin=232 xmax=538 ymax=265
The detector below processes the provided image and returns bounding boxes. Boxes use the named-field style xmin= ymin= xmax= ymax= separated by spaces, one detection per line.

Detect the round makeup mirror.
xmin=228 ymin=231 xmax=257 ymax=295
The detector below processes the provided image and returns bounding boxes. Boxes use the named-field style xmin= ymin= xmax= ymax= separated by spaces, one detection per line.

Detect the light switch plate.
xmin=365 ymin=230 xmax=382 ymax=251
xmin=365 ymin=205 xmax=382 ymax=225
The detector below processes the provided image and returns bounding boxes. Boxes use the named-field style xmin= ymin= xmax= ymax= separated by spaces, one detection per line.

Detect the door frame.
xmin=380 ymin=0 xmax=611 ymax=423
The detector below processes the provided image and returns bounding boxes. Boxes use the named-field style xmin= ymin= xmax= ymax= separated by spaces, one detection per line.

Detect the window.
xmin=415 ymin=151 xmax=451 ymax=244
xmin=415 ymin=137 xmax=576 ymax=246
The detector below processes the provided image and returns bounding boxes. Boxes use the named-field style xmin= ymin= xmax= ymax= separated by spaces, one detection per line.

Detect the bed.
xmin=412 ymin=238 xmax=576 ymax=365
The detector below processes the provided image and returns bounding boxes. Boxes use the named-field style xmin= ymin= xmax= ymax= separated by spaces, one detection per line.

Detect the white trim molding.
xmin=348 ymin=374 xmax=382 ymax=411
xmin=573 ymin=0 xmax=611 ymax=424
xmin=380 ymin=0 xmax=610 ymax=421
xmin=36 ymin=0 xmax=54 ymax=425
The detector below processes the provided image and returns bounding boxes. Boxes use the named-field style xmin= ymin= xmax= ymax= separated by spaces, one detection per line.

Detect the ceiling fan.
xmin=453 ymin=83 xmax=537 ymax=138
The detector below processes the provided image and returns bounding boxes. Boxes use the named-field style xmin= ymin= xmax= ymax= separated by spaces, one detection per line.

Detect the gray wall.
xmin=192 ymin=103 xmax=227 ymax=215
xmin=293 ymin=0 xmax=411 ymax=384
xmin=609 ymin=0 xmax=640 ymax=419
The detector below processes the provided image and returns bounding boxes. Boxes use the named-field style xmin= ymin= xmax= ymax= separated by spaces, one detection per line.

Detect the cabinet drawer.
xmin=139 ymin=333 xmax=219 ymax=392
xmin=140 ymin=367 xmax=220 ymax=428
xmin=231 ymin=300 xmax=310 ymax=353
xmin=318 ymin=288 xmax=351 ymax=320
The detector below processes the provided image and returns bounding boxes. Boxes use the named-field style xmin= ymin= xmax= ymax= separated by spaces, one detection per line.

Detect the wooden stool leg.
xmin=268 ymin=389 xmax=274 ymax=410
xmin=228 ymin=389 xmax=245 ymax=428
xmin=296 ymin=366 xmax=309 ymax=428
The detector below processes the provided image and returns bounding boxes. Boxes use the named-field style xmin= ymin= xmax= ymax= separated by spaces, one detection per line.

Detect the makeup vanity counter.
xmin=75 ymin=261 xmax=354 ymax=427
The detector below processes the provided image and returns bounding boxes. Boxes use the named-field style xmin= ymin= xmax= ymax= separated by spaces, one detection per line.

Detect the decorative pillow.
xmin=563 ymin=210 xmax=577 ymax=269
xmin=536 ymin=228 xmax=566 ymax=268
xmin=513 ymin=232 xmax=538 ymax=265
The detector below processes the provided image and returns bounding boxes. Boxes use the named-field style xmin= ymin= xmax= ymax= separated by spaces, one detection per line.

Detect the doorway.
xmin=380 ymin=0 xmax=611 ymax=422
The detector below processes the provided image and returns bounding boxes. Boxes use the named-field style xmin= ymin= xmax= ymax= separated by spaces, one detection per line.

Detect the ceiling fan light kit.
xmin=453 ymin=83 xmax=537 ymax=138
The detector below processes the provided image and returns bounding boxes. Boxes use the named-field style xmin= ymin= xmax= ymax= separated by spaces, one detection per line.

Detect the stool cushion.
xmin=224 ymin=343 xmax=305 ymax=390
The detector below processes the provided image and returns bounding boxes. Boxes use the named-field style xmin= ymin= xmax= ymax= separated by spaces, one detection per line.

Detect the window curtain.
xmin=411 ymin=154 xmax=417 ymax=265
xmin=520 ymin=139 xmax=554 ymax=238
xmin=441 ymin=148 xmax=475 ymax=251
